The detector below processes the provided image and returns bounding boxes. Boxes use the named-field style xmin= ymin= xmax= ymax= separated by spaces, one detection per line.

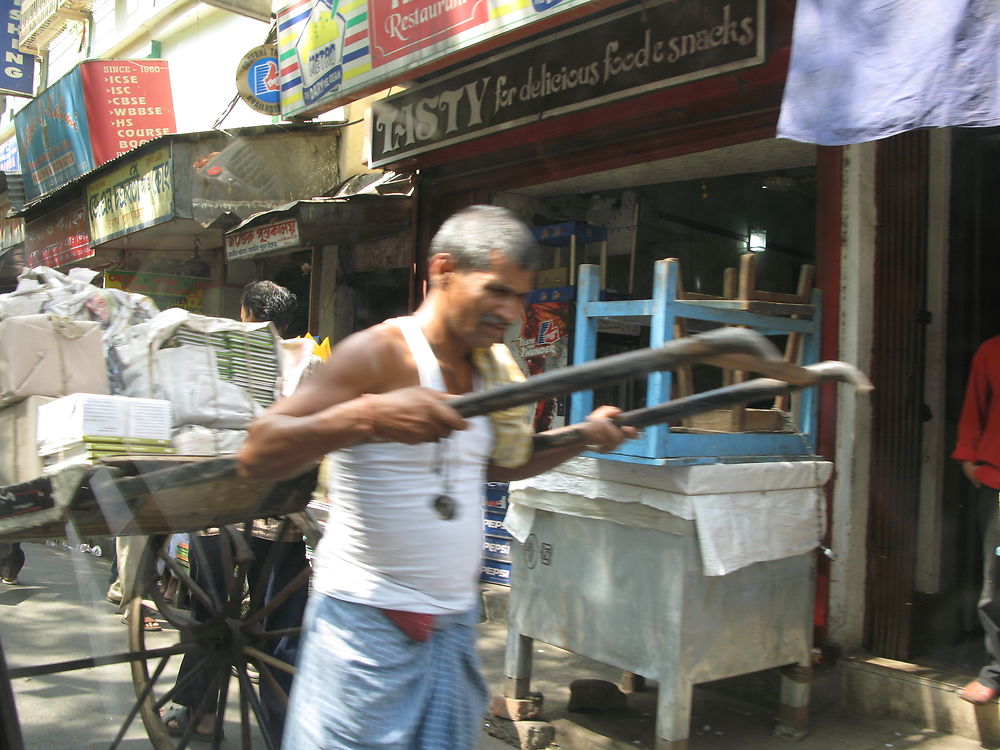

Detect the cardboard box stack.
xmin=0 ymin=315 xmax=110 ymax=406
xmin=0 ymin=315 xmax=112 ymax=487
xmin=37 ymin=394 xmax=174 ymax=474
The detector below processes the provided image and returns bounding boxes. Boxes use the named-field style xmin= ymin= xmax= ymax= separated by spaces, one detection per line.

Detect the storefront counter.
xmin=503 ymin=458 xmax=832 ymax=749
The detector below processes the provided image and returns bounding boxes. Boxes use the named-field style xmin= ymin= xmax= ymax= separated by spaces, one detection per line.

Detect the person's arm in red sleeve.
xmin=954 ymin=342 xmax=993 ymax=487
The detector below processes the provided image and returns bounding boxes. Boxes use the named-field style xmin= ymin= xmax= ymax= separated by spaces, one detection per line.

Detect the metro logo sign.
xmin=369 ymin=0 xmax=489 ymax=66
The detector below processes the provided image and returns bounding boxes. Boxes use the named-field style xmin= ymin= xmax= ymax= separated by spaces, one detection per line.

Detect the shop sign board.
xmin=79 ymin=60 xmax=176 ymax=164
xmin=277 ymin=0 xmax=609 ymax=118
xmin=225 ymin=218 xmax=302 ymax=261
xmin=368 ymin=0 xmax=764 ymax=166
xmin=86 ymin=147 xmax=174 ymax=245
xmin=15 ymin=65 xmax=95 ymax=202
xmin=0 ymin=137 xmax=19 ymax=172
xmin=236 ymin=44 xmax=281 ymax=116
xmin=24 ymin=198 xmax=93 ymax=267
xmin=14 ymin=60 xmax=175 ymax=203
xmin=0 ymin=0 xmax=35 ymax=97
xmin=104 ymin=270 xmax=211 ymax=313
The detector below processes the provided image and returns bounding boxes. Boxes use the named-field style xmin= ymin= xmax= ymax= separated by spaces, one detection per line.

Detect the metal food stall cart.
xmin=497 ymin=259 xmax=847 ymax=749
xmin=504 ymin=458 xmax=830 ymax=749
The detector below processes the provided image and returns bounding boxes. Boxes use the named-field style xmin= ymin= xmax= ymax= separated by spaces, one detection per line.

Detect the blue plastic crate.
xmin=485 ymin=482 xmax=509 ymax=512
xmin=483 ymin=510 xmax=512 ymax=539
xmin=482 ymin=535 xmax=513 ymax=563
xmin=481 ymin=558 xmax=512 ymax=586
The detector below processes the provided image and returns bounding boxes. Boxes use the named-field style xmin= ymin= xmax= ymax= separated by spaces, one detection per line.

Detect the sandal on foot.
xmin=162 ymin=706 xmax=217 ymax=742
xmin=142 ymin=616 xmax=162 ymax=632
xmin=121 ymin=614 xmax=162 ymax=631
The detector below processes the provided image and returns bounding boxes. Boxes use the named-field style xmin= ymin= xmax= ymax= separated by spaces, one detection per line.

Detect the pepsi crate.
xmin=481 ymin=558 xmax=512 ymax=586
xmin=483 ymin=510 xmax=512 ymax=540
xmin=482 ymin=534 xmax=513 ymax=564
xmin=485 ymin=482 xmax=509 ymax=512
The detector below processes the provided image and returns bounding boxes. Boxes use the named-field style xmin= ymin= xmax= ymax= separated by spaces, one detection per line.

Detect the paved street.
xmin=0 ymin=541 xmax=511 ymax=749
xmin=0 ymin=542 xmax=994 ymax=750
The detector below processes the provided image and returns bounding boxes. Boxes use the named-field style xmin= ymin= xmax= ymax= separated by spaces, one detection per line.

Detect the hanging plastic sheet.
xmin=777 ymin=0 xmax=1000 ymax=145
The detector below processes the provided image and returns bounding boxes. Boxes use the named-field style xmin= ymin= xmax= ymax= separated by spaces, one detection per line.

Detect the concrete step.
xmin=840 ymin=654 xmax=1000 ymax=746
xmin=481 ymin=584 xmax=994 ymax=749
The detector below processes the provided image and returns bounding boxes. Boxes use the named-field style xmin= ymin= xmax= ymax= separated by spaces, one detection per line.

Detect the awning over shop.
xmin=224 ymin=194 xmax=412 ymax=262
xmin=10 ymin=124 xmax=345 ymax=259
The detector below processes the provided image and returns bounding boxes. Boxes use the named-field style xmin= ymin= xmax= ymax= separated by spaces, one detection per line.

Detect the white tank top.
xmin=310 ymin=317 xmax=494 ymax=614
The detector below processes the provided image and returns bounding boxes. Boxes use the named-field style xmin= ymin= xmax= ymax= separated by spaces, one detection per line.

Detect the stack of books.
xmin=37 ymin=394 xmax=175 ymax=474
xmin=40 ymin=436 xmax=175 ymax=474
xmin=171 ymin=326 xmax=280 ymax=408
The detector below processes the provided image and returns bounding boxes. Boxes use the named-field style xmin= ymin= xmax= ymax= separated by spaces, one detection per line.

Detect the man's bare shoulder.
xmin=307 ymin=320 xmax=415 ymax=393
xmin=332 ymin=321 xmax=405 ymax=367
xmin=268 ymin=322 xmax=409 ymax=415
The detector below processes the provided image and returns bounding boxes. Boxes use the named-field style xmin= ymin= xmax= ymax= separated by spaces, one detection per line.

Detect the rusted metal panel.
xmin=865 ymin=130 xmax=929 ymax=659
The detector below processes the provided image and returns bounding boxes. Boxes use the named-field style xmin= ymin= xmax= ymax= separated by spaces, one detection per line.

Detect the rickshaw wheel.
xmin=128 ymin=515 xmax=317 ymax=750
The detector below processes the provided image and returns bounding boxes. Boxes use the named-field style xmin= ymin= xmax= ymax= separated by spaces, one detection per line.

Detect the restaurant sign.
xmin=369 ymin=0 xmax=764 ymax=166
xmin=225 ymin=218 xmax=301 ymax=261
xmin=86 ymin=147 xmax=174 ymax=245
xmin=277 ymin=0 xmax=607 ymax=118
xmin=25 ymin=198 xmax=92 ymax=267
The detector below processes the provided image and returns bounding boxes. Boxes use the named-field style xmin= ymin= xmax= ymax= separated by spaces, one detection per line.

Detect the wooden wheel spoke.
xmin=251 ymin=658 xmax=289 ymax=709
xmin=179 ymin=660 xmax=230 ymax=750
xmin=243 ymin=645 xmax=296 ymax=678
xmin=247 ymin=525 xmax=287 ymax=616
xmin=213 ymin=657 xmax=233 ymax=750
xmin=239 ymin=669 xmax=252 ymax=750
xmin=158 ymin=558 xmax=216 ymax=620
xmin=236 ymin=665 xmax=277 ymax=750
xmin=110 ymin=654 xmax=172 ymax=749
xmin=243 ymin=567 xmax=311 ymax=627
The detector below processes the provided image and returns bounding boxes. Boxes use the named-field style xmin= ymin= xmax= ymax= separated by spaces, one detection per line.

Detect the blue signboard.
xmin=14 ymin=67 xmax=95 ymax=202
xmin=0 ymin=137 xmax=19 ymax=172
xmin=0 ymin=0 xmax=34 ymax=96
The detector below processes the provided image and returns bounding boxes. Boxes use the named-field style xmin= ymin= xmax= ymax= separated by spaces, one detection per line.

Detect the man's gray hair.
xmin=430 ymin=205 xmax=540 ymax=271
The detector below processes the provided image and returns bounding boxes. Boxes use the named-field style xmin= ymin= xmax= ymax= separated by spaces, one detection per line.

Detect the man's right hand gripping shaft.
xmin=362 ymin=387 xmax=468 ymax=444
xmin=237 ymin=386 xmax=467 ymax=481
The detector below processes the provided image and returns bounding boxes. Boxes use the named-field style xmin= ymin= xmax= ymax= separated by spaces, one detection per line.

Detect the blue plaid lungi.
xmin=282 ymin=593 xmax=487 ymax=749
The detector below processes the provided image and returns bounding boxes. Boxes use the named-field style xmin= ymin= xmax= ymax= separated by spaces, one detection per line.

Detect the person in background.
xmin=0 ymin=542 xmax=24 ymax=585
xmin=954 ymin=334 xmax=1000 ymax=705
xmin=237 ymin=205 xmax=637 ymax=749
xmin=162 ymin=281 xmax=314 ymax=744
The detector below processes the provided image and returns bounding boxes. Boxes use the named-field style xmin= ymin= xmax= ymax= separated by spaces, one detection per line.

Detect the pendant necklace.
xmin=432 ymin=437 xmax=457 ymax=520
